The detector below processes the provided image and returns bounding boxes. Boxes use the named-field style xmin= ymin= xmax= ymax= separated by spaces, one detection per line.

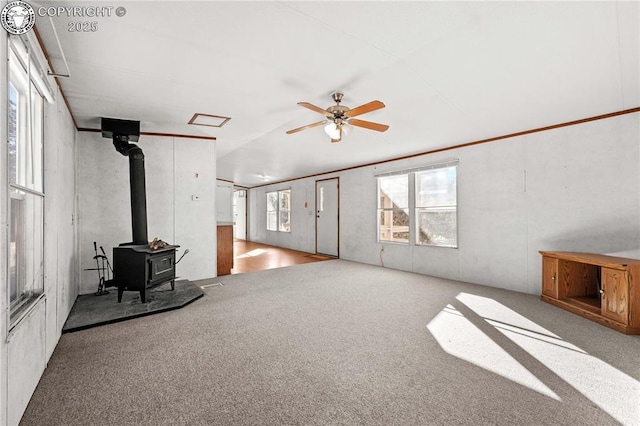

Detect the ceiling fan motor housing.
xmin=327 ymin=105 xmax=350 ymax=119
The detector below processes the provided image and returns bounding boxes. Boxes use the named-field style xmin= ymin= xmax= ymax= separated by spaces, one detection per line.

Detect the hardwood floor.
xmin=230 ymin=240 xmax=333 ymax=274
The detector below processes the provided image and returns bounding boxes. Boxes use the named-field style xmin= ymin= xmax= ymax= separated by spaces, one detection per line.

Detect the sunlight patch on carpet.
xmin=428 ymin=292 xmax=640 ymax=426
xmin=456 ymin=293 xmax=640 ymax=426
xmin=427 ymin=303 xmax=560 ymax=400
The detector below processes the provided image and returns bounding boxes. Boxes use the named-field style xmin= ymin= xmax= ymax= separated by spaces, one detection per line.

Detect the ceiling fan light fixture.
xmin=324 ymin=121 xmax=341 ymax=140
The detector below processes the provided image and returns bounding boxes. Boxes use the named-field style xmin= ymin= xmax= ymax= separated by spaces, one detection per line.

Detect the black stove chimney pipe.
xmin=113 ymin=135 xmax=148 ymax=244
xmin=101 ymin=118 xmax=147 ymax=245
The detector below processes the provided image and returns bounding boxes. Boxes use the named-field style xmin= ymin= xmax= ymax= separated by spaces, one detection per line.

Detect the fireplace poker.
xmin=176 ymin=249 xmax=189 ymax=264
xmin=100 ymin=246 xmax=115 ymax=288
xmin=93 ymin=241 xmax=101 ymax=282
xmin=91 ymin=241 xmax=110 ymax=296
xmin=100 ymin=246 xmax=113 ymax=274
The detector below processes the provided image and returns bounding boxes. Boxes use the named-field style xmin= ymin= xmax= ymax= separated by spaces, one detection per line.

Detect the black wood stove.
xmin=113 ymin=244 xmax=177 ymax=303
xmin=102 ymin=118 xmax=178 ymax=303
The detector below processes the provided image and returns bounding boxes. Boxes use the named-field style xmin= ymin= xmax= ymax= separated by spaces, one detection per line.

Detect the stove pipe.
xmin=101 ymin=118 xmax=147 ymax=245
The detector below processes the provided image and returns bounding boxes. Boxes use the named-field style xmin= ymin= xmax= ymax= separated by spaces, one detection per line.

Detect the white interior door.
xmin=233 ymin=189 xmax=247 ymax=240
xmin=316 ymin=178 xmax=339 ymax=257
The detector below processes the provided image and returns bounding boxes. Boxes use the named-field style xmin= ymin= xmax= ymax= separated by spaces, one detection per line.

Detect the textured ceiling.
xmin=34 ymin=1 xmax=639 ymax=187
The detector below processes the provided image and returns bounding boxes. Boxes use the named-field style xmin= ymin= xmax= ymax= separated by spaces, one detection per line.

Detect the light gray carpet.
xmin=19 ymin=260 xmax=640 ymax=425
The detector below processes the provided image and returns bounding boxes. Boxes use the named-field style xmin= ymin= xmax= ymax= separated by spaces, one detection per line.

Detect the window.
xmin=377 ymin=174 xmax=409 ymax=243
xmin=266 ymin=191 xmax=278 ymax=231
xmin=7 ymin=41 xmax=46 ymax=324
xmin=377 ymin=162 xmax=457 ymax=248
xmin=278 ymin=189 xmax=291 ymax=232
xmin=415 ymin=165 xmax=457 ymax=247
xmin=266 ymin=189 xmax=291 ymax=232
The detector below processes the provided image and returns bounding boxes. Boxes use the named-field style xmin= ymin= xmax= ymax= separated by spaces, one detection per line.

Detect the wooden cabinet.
xmin=601 ymin=268 xmax=628 ymax=324
xmin=541 ymin=256 xmax=559 ymax=298
xmin=217 ymin=224 xmax=233 ymax=276
xmin=540 ymin=251 xmax=640 ymax=335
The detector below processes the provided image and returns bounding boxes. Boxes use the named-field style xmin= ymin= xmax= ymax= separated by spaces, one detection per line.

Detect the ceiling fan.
xmin=286 ymin=92 xmax=389 ymax=143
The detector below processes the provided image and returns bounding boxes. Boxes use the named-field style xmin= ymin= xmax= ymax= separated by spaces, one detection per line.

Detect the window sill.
xmin=415 ymin=243 xmax=458 ymax=249
xmin=378 ymin=240 xmax=409 ymax=246
xmin=8 ymin=293 xmax=46 ymax=339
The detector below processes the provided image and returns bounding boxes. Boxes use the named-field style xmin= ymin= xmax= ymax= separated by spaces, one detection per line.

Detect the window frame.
xmin=266 ymin=191 xmax=278 ymax=231
xmin=266 ymin=189 xmax=291 ymax=233
xmin=278 ymin=189 xmax=291 ymax=232
xmin=6 ymin=37 xmax=47 ymax=329
xmin=376 ymin=161 xmax=458 ymax=248
xmin=414 ymin=164 xmax=458 ymax=248
xmin=377 ymin=173 xmax=410 ymax=244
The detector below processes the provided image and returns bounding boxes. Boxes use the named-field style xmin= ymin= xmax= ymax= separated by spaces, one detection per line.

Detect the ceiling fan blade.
xmin=348 ymin=118 xmax=389 ymax=132
xmin=298 ymin=102 xmax=333 ymax=117
xmin=344 ymin=100 xmax=385 ymax=118
xmin=331 ymin=126 xmax=342 ymax=143
xmin=286 ymin=120 xmax=326 ymax=134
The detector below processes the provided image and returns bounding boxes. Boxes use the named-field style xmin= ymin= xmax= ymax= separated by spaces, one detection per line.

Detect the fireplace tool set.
xmin=87 ymin=241 xmax=114 ymax=296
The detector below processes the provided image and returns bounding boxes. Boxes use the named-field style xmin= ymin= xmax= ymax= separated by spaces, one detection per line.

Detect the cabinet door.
xmin=601 ymin=268 xmax=628 ymax=324
xmin=217 ymin=226 xmax=234 ymax=276
xmin=542 ymin=256 xmax=559 ymax=298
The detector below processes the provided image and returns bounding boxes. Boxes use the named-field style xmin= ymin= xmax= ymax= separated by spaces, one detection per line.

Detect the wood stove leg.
xmin=140 ymin=289 xmax=146 ymax=303
xmin=117 ymin=287 xmax=123 ymax=303
xmin=171 ymin=280 xmax=175 ymax=291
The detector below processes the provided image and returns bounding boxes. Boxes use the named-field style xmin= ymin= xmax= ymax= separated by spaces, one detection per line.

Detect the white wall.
xmin=249 ymin=113 xmax=640 ymax=295
xmin=0 ymin=29 xmax=79 ymax=424
xmin=43 ymin=83 xmax=80 ymax=353
xmin=77 ymin=133 xmax=216 ymax=294
xmin=250 ymin=178 xmax=319 ymax=253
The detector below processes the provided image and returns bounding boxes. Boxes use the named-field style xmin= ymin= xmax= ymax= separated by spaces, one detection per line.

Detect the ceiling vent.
xmin=188 ymin=113 xmax=231 ymax=128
